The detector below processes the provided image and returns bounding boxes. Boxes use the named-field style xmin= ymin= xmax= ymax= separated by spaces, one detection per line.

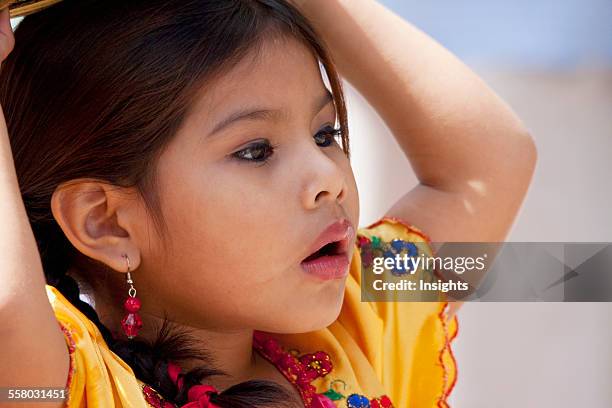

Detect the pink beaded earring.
xmin=120 ymin=253 xmax=143 ymax=339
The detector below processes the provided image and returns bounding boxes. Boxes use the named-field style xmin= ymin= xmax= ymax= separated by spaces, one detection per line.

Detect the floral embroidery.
xmin=345 ymin=393 xmax=393 ymax=408
xmin=322 ymin=388 xmax=345 ymax=401
xmin=370 ymin=395 xmax=393 ymax=408
xmin=347 ymin=393 xmax=370 ymax=407
xmin=357 ymin=234 xmax=422 ymax=276
xmin=299 ymin=351 xmax=333 ymax=378
xmin=253 ymin=331 xmax=395 ymax=408
xmin=322 ymin=379 xmax=347 ymax=401
xmin=253 ymin=330 xmax=333 ymax=407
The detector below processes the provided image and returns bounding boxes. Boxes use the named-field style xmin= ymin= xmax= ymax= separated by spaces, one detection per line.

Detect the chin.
xmin=291 ymin=289 xmax=346 ymax=333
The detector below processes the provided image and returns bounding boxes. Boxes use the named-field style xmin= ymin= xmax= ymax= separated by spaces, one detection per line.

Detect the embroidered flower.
xmin=370 ymin=395 xmax=393 ymax=408
xmin=357 ymin=233 xmax=422 ymax=277
xmin=347 ymin=393 xmax=371 ymax=407
xmin=299 ymin=351 xmax=333 ymax=378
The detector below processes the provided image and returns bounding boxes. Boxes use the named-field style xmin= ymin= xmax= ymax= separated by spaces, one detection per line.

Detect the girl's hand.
xmin=0 ymin=7 xmax=15 ymax=63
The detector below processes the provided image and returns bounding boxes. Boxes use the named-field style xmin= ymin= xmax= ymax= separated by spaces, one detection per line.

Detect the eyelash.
xmin=231 ymin=125 xmax=343 ymax=166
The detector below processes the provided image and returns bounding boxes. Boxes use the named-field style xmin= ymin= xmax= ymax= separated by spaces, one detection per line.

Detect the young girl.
xmin=0 ymin=0 xmax=536 ymax=407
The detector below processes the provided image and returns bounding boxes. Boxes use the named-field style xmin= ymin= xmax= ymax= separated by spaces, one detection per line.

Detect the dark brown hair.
xmin=0 ymin=0 xmax=349 ymax=406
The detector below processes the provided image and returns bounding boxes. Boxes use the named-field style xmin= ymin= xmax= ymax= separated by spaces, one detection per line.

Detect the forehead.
xmin=188 ymin=35 xmax=329 ymax=121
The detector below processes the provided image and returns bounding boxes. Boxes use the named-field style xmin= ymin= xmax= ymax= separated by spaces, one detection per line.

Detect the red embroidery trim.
xmin=143 ymin=383 xmax=176 ymax=408
xmin=443 ymin=312 xmax=459 ymax=405
xmin=58 ymin=321 xmax=77 ymax=405
xmin=436 ymin=303 xmax=459 ymax=408
xmin=252 ymin=330 xmax=324 ymax=407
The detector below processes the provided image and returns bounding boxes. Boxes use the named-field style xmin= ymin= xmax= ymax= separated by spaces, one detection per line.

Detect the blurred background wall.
xmin=347 ymin=1 xmax=612 ymax=406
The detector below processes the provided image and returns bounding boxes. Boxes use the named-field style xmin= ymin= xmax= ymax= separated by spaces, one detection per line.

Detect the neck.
xmin=146 ymin=319 xmax=260 ymax=389
xmin=83 ymin=272 xmax=262 ymax=390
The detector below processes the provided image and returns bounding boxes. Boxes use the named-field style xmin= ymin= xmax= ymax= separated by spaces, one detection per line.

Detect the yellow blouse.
xmin=47 ymin=217 xmax=458 ymax=407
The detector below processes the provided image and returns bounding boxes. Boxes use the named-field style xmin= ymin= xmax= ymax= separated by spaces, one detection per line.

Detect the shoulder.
xmin=340 ymin=217 xmax=458 ymax=406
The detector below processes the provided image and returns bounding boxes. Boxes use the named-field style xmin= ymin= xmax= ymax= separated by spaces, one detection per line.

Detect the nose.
xmin=300 ymin=149 xmax=348 ymax=210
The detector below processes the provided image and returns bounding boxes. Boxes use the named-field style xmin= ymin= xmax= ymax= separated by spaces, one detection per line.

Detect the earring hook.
xmin=122 ymin=253 xmax=136 ymax=298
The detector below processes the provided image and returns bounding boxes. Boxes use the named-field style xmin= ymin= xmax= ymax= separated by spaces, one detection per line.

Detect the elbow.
xmin=498 ymin=126 xmax=537 ymax=198
xmin=498 ymin=120 xmax=538 ymax=179
xmin=516 ymin=128 xmax=538 ymax=182
xmin=482 ymin=124 xmax=538 ymax=199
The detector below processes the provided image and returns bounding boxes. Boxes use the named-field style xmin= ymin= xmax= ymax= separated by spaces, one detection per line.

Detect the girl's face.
xmin=135 ymin=35 xmax=359 ymax=333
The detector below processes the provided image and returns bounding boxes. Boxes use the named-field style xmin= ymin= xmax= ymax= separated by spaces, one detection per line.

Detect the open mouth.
xmin=302 ymin=240 xmax=345 ymax=263
xmin=300 ymin=219 xmax=354 ymax=280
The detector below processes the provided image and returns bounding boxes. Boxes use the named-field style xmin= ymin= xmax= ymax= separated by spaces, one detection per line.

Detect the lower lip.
xmin=300 ymin=254 xmax=350 ymax=281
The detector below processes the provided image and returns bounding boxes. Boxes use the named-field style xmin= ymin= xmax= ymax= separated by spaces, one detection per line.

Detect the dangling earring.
xmin=120 ymin=253 xmax=142 ymax=340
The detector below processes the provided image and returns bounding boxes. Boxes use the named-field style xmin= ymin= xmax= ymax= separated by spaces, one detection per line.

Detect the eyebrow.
xmin=206 ymin=90 xmax=334 ymax=138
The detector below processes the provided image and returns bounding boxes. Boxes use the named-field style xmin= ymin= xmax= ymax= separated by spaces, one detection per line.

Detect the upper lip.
xmin=302 ymin=218 xmax=355 ymax=262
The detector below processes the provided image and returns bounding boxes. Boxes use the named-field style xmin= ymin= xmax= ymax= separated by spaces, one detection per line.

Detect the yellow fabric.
xmin=46 ymin=216 xmax=458 ymax=407
xmin=48 ymin=286 xmax=150 ymax=407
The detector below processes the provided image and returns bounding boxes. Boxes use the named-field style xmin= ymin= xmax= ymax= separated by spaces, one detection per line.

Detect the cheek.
xmin=147 ymin=172 xmax=290 ymax=327
xmin=164 ymin=177 xmax=271 ymax=273
xmin=157 ymin=162 xmax=298 ymax=294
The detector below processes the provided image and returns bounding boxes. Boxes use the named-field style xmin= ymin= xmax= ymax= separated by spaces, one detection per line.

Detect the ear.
xmin=50 ymin=179 xmax=142 ymax=274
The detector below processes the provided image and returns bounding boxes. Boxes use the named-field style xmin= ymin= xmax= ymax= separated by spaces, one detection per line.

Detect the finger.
xmin=0 ymin=7 xmax=15 ymax=62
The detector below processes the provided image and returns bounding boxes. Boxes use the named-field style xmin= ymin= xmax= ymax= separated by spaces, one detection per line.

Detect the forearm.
xmin=0 ymin=106 xmax=47 ymax=315
xmin=0 ymin=9 xmax=74 ymax=388
xmin=297 ymin=0 xmax=535 ymax=192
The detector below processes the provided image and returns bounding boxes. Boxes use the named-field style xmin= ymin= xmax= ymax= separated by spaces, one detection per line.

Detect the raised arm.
xmin=294 ymin=0 xmax=537 ymax=244
xmin=0 ymin=8 xmax=69 ymax=403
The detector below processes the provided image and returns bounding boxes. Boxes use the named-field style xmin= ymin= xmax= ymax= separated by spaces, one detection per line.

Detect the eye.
xmin=231 ymin=140 xmax=275 ymax=165
xmin=313 ymin=125 xmax=343 ymax=147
